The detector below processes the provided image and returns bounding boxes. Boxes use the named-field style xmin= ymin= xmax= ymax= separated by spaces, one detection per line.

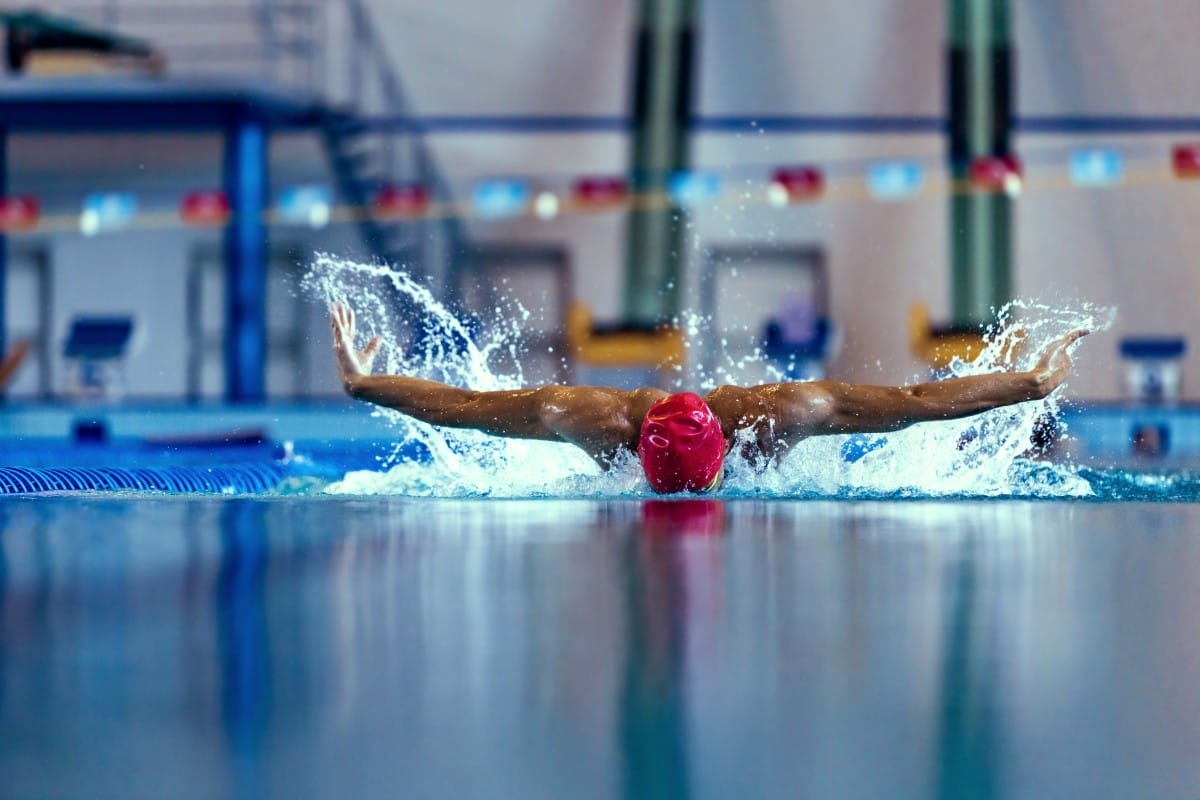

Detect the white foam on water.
xmin=305 ymin=254 xmax=1113 ymax=499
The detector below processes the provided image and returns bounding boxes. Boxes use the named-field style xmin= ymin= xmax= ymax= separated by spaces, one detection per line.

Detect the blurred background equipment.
xmin=1119 ymin=336 xmax=1186 ymax=403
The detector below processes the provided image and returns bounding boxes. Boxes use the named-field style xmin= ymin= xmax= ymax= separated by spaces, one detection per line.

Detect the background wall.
xmin=8 ymin=0 xmax=1200 ymax=399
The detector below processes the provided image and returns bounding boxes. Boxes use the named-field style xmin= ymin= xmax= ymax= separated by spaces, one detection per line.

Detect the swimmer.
xmin=330 ymin=302 xmax=1088 ymax=494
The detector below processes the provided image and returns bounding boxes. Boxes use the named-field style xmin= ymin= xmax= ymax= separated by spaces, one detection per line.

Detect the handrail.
xmin=257 ymin=0 xmax=278 ymax=83
xmin=345 ymin=0 xmax=415 ymax=116
xmin=341 ymin=0 xmax=462 ymax=236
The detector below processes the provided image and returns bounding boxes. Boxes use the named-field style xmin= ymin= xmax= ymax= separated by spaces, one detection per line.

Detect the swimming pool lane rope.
xmin=0 ymin=463 xmax=291 ymax=495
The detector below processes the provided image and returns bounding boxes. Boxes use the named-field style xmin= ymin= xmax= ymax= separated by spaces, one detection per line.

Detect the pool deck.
xmin=0 ymin=497 xmax=1197 ymax=799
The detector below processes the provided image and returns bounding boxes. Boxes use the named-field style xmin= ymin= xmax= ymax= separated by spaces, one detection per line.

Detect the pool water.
xmin=1 ymin=269 xmax=1191 ymax=795
xmin=1 ymin=496 xmax=1198 ymax=799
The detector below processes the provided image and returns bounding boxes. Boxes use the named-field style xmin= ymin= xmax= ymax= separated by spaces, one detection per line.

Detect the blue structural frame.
xmin=0 ymin=78 xmax=322 ymax=402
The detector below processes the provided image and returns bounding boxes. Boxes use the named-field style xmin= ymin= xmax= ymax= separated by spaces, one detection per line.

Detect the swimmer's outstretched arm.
xmin=716 ymin=329 xmax=1090 ymax=439
xmin=329 ymin=303 xmax=660 ymax=463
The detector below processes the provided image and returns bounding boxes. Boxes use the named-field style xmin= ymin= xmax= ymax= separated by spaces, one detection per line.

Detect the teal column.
xmin=622 ymin=0 xmax=697 ymax=326
xmin=947 ymin=0 xmax=1013 ymax=326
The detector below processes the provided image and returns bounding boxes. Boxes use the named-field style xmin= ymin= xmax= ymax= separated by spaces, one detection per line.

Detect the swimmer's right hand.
xmin=329 ymin=301 xmax=382 ymax=394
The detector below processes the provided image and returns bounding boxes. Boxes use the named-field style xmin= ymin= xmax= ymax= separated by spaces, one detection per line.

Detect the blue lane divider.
xmin=0 ymin=463 xmax=290 ymax=495
xmin=0 ymin=438 xmax=433 ymax=495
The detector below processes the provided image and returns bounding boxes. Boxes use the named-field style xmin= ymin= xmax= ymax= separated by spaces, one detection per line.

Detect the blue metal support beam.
xmin=223 ymin=116 xmax=268 ymax=403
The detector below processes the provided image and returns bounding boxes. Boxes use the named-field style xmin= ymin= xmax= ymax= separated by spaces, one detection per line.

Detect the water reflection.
xmin=936 ymin=537 xmax=1001 ymax=800
xmin=640 ymin=499 xmax=726 ymax=539
xmin=0 ymin=506 xmax=8 ymax=721
xmin=217 ymin=501 xmax=270 ymax=798
xmin=0 ymin=499 xmax=1197 ymax=798
xmin=619 ymin=500 xmax=726 ymax=799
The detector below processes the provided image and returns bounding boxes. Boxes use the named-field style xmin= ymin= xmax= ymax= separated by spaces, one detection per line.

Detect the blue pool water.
xmin=1 ymin=496 xmax=1198 ymax=799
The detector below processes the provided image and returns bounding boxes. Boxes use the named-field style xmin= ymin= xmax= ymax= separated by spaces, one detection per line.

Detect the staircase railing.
xmin=335 ymin=0 xmax=466 ymax=290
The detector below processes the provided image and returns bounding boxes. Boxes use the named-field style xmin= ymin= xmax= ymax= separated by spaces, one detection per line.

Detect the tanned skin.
xmin=331 ymin=302 xmax=1088 ymax=469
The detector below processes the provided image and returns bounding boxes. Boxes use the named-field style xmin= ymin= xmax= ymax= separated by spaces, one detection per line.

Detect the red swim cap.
xmin=638 ymin=393 xmax=727 ymax=494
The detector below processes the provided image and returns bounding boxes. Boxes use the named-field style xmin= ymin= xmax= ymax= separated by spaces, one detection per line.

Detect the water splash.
xmin=305 ymin=255 xmax=1113 ymax=498
xmin=305 ymin=253 xmax=606 ymax=497
xmin=745 ymin=299 xmax=1117 ymax=499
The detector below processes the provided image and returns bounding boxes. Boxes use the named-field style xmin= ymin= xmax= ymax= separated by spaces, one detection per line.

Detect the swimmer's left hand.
xmin=329 ymin=301 xmax=382 ymax=393
xmin=1033 ymin=328 xmax=1090 ymax=394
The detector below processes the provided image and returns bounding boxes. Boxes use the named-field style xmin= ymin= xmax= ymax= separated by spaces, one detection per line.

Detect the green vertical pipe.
xmin=622 ymin=0 xmax=696 ymax=326
xmin=947 ymin=0 xmax=1012 ymax=326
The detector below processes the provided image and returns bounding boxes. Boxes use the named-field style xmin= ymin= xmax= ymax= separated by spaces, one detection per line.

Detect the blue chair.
xmin=63 ymin=315 xmax=134 ymax=400
xmin=762 ymin=310 xmax=832 ymax=380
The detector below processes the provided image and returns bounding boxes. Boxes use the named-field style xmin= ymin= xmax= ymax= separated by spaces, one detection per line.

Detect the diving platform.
xmin=0 ymin=75 xmax=325 ymax=128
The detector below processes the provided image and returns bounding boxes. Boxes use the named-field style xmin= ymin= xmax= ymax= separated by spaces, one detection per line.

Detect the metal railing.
xmin=339 ymin=0 xmax=465 ymax=278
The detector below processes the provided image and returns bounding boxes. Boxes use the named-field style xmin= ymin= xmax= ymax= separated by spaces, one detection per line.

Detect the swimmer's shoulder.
xmin=704 ymin=384 xmax=767 ymax=435
xmin=705 ymin=382 xmax=836 ymax=432
xmin=539 ymin=384 xmax=665 ymax=406
xmin=535 ymin=384 xmax=664 ymax=460
xmin=627 ymin=387 xmax=670 ymax=422
xmin=705 ymin=383 xmax=808 ymax=414
xmin=536 ymin=384 xmax=665 ymax=430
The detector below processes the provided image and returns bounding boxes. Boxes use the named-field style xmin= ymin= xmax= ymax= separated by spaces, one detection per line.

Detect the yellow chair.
xmin=908 ymin=302 xmax=988 ymax=370
xmin=566 ymin=302 xmax=685 ymax=384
